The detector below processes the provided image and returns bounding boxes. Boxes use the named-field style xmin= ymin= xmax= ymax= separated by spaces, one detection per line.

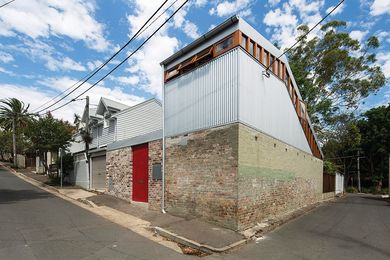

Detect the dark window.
xmin=241 ymin=34 xmax=248 ymax=49
xmin=215 ymin=37 xmax=233 ymax=54
xmin=263 ymin=50 xmax=269 ymax=66
xmin=249 ymin=40 xmax=255 ymax=55
xmin=256 ymin=46 xmax=260 ymax=60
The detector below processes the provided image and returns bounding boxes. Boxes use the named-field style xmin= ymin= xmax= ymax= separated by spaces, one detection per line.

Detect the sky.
xmin=0 ymin=0 xmax=389 ymax=122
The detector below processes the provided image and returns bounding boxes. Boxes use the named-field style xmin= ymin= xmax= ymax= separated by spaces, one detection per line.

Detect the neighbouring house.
xmin=160 ymin=15 xmax=324 ymax=231
xmin=69 ymin=97 xmax=130 ymax=190
xmin=69 ymin=97 xmax=163 ymax=208
xmin=35 ymin=151 xmax=57 ymax=174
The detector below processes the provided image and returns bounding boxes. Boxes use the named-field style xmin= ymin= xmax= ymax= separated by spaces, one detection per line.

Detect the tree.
xmin=0 ymin=98 xmax=31 ymax=167
xmin=25 ymin=113 xmax=74 ymax=173
xmin=288 ymin=20 xmax=386 ymax=139
xmin=357 ymin=104 xmax=390 ymax=190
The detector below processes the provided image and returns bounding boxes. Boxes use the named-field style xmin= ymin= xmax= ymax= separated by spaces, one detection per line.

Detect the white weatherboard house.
xmin=69 ymin=97 xmax=162 ymax=193
xmin=161 ymin=15 xmax=324 ymax=230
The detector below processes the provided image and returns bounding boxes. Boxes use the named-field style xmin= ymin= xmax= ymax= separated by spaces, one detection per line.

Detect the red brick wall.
xmin=106 ymin=139 xmax=162 ymax=210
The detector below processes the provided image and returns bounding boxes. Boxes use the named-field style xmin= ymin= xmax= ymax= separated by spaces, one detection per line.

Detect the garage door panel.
xmin=92 ymin=155 xmax=106 ymax=189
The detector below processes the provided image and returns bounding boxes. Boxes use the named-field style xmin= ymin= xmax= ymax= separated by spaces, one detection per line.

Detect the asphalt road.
xmin=0 ymin=166 xmax=190 ymax=260
xmin=219 ymin=194 xmax=390 ymax=260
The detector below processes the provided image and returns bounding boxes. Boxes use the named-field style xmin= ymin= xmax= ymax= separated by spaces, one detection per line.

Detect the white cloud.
xmin=32 ymin=77 xmax=145 ymax=120
xmin=376 ymin=52 xmax=390 ymax=78
xmin=131 ymin=34 xmax=179 ymax=96
xmin=268 ymin=0 xmax=281 ymax=6
xmin=0 ymin=51 xmax=14 ymax=63
xmin=349 ymin=30 xmax=368 ymax=43
xmin=209 ymin=0 xmax=252 ymax=17
xmin=263 ymin=0 xmax=325 ymax=49
xmin=326 ymin=2 xmax=345 ymax=16
xmin=183 ymin=21 xmax=201 ymax=39
xmin=0 ymin=0 xmax=109 ymax=52
xmin=109 ymin=75 xmax=140 ymax=86
xmin=2 ymin=38 xmax=86 ymax=72
xmin=87 ymin=60 xmax=104 ymax=71
xmin=0 ymin=67 xmax=15 ymax=76
xmin=370 ymin=0 xmax=390 ymax=16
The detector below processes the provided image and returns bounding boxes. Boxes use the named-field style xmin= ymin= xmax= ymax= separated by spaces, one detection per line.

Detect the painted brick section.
xmin=237 ymin=123 xmax=323 ymax=230
xmin=106 ymin=147 xmax=132 ymax=202
xmin=148 ymin=140 xmax=162 ymax=210
xmin=106 ymin=140 xmax=162 ymax=210
xmin=165 ymin=124 xmax=239 ymax=230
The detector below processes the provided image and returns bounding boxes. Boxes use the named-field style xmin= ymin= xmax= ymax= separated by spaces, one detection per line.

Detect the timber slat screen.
xmin=323 ymin=174 xmax=336 ymax=193
xmin=164 ymin=30 xmax=322 ymax=159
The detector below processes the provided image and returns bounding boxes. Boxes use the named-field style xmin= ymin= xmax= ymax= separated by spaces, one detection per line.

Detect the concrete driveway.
xmin=218 ymin=194 xmax=390 ymax=260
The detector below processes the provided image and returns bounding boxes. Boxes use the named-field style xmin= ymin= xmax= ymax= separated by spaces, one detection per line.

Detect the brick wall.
xmin=106 ymin=147 xmax=132 ymax=202
xmin=148 ymin=140 xmax=162 ymax=210
xmin=106 ymin=140 xmax=162 ymax=210
xmin=237 ymin=123 xmax=323 ymax=230
xmin=165 ymin=124 xmax=239 ymax=230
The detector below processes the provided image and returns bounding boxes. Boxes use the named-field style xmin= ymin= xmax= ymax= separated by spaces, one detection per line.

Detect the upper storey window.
xmin=241 ymin=34 xmax=248 ymax=49
xmin=215 ymin=36 xmax=233 ymax=55
xmin=249 ymin=40 xmax=255 ymax=56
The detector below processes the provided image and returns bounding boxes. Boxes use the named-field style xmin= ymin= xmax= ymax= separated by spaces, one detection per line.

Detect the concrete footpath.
xmin=0 ymin=162 xmax=249 ymax=255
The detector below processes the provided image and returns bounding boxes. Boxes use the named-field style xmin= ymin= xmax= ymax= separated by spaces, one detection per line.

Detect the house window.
xmin=255 ymin=45 xmax=260 ymax=60
xmin=270 ymin=55 xmax=275 ymax=72
xmin=215 ymin=37 xmax=233 ymax=54
xmin=263 ymin=50 xmax=269 ymax=66
xmin=165 ymin=66 xmax=179 ymax=81
xmin=285 ymin=71 xmax=290 ymax=84
xmin=241 ymin=34 xmax=248 ymax=49
xmin=249 ymin=40 xmax=255 ymax=56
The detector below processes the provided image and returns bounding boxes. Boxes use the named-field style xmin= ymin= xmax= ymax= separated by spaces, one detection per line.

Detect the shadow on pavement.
xmin=0 ymin=189 xmax=52 ymax=204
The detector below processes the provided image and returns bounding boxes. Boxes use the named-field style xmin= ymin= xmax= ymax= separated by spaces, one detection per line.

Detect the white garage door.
xmin=91 ymin=155 xmax=106 ymax=190
xmin=72 ymin=154 xmax=88 ymax=189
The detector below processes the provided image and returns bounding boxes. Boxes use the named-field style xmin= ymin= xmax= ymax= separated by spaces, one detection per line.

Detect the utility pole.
xmin=357 ymin=150 xmax=361 ymax=193
xmin=59 ymin=148 xmax=63 ymax=188
xmin=85 ymin=96 xmax=90 ymax=190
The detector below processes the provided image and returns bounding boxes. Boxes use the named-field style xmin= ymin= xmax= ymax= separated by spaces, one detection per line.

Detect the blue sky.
xmin=0 ymin=0 xmax=389 ymax=121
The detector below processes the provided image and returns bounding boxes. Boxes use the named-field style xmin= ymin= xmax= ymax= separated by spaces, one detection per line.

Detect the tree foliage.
xmin=288 ymin=20 xmax=386 ymax=138
xmin=0 ymin=98 xmax=31 ymax=166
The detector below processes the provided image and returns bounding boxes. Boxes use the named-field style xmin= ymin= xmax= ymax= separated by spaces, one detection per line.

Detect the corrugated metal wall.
xmin=165 ymin=49 xmax=239 ymax=137
xmin=115 ymin=100 xmax=162 ymax=141
xmin=238 ymin=49 xmax=312 ymax=154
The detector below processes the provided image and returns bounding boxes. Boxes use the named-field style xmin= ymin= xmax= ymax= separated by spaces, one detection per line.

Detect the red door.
xmin=132 ymin=143 xmax=148 ymax=202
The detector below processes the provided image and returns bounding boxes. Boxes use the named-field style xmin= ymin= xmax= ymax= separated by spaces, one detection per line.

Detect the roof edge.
xmin=160 ymin=15 xmax=239 ymax=66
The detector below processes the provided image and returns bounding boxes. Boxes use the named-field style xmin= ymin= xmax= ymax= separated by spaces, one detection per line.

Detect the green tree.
xmin=0 ymin=98 xmax=31 ymax=167
xmin=357 ymin=104 xmax=390 ymax=190
xmin=288 ymin=20 xmax=386 ymax=138
xmin=25 ymin=113 xmax=74 ymax=173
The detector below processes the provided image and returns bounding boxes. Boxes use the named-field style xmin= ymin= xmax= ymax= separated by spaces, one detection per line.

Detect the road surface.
xmin=220 ymin=193 xmax=390 ymax=259
xmin=0 ymin=165 xmax=189 ymax=260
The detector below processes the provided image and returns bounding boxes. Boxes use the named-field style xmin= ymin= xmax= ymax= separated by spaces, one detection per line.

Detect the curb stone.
xmin=154 ymin=226 xmax=248 ymax=254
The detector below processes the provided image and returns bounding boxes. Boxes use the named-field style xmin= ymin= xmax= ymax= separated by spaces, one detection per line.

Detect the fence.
xmin=323 ymin=173 xmax=335 ymax=193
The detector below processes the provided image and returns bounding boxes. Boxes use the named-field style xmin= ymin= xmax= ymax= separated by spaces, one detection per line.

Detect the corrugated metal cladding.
xmin=238 ymin=49 xmax=312 ymax=154
xmin=165 ymin=49 xmax=239 ymax=137
xmin=115 ymin=100 xmax=162 ymax=141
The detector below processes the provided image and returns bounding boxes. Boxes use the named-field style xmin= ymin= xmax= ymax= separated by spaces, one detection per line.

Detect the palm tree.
xmin=0 ymin=98 xmax=30 ymax=167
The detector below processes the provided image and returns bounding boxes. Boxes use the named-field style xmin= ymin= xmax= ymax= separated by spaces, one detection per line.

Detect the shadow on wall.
xmin=0 ymin=189 xmax=52 ymax=204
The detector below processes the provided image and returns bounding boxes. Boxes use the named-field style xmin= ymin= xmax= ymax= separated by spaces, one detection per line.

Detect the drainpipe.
xmin=161 ymin=64 xmax=166 ymax=214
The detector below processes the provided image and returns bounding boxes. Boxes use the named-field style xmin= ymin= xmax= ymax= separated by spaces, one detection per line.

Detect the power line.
xmin=45 ymin=0 xmax=189 ymax=114
xmin=0 ymin=0 xmax=15 ymax=9
xmin=264 ymin=0 xmax=345 ymax=75
xmin=35 ymin=0 xmax=170 ymax=114
xmin=33 ymin=0 xmax=180 ymax=113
